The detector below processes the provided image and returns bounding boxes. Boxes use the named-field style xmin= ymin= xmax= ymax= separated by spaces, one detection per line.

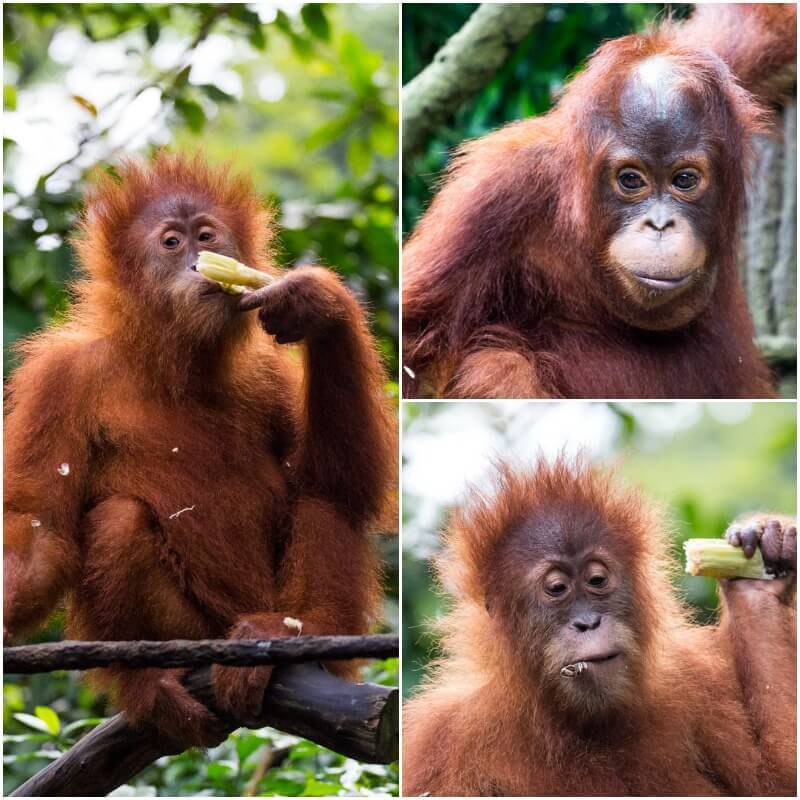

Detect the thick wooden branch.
xmin=11 ymin=663 xmax=398 ymax=797
xmin=402 ymin=3 xmax=546 ymax=162
xmin=4 ymin=634 xmax=398 ymax=673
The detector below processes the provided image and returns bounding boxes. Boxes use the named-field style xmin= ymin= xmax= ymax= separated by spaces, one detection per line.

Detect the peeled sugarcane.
xmin=684 ymin=538 xmax=772 ymax=580
xmin=196 ymin=250 xmax=273 ymax=294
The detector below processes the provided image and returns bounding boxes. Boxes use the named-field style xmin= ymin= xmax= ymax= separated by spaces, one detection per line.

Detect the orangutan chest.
xmin=93 ymin=399 xmax=291 ymax=547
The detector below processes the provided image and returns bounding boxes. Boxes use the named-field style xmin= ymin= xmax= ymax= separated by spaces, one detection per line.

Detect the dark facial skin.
xmin=594 ymin=57 xmax=722 ymax=331
xmin=486 ymin=504 xmax=642 ymax=719
xmin=121 ymin=194 xmax=242 ymax=333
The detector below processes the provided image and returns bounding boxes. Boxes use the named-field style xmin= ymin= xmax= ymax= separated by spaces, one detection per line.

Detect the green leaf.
xmin=338 ymin=32 xmax=381 ymax=92
xmin=301 ymin=5 xmax=330 ymax=40
xmin=174 ymin=97 xmax=205 ymax=132
xmin=4 ymin=84 xmax=17 ymax=110
xmin=303 ymin=777 xmax=341 ymax=796
xmin=145 ymin=18 xmax=159 ymax=46
xmin=206 ymin=762 xmax=231 ymax=777
xmin=230 ymin=7 xmax=262 ymax=28
xmin=369 ymin=122 xmax=397 ymax=157
xmin=306 ymin=107 xmax=359 ymax=150
xmin=273 ymin=10 xmax=292 ymax=34
xmin=3 ymin=733 xmax=51 ymax=743
xmin=289 ymin=33 xmax=313 ymax=59
xmin=309 ymin=87 xmax=345 ymax=102
xmin=172 ymin=65 xmax=191 ymax=89
xmin=347 ymin=137 xmax=372 ymax=176
xmin=61 ymin=718 xmax=104 ymax=737
xmin=261 ymin=774 xmax=306 ymax=794
xmin=13 ymin=713 xmax=53 ymax=735
xmin=248 ymin=25 xmax=266 ymax=50
xmin=8 ymin=251 xmax=45 ymax=293
xmin=4 ymin=683 xmax=24 ymax=711
xmin=198 ymin=84 xmax=235 ymax=104
xmin=3 ymin=748 xmax=61 ymax=762
xmin=373 ymin=183 xmax=394 ymax=203
xmin=34 ymin=706 xmax=61 ymax=736
xmin=235 ymin=732 xmax=265 ymax=763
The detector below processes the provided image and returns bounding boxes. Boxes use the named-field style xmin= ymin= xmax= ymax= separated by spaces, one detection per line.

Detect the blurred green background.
xmin=3 ymin=3 xmax=398 ymax=796
xmin=402 ymin=2 xmax=689 ymax=232
xmin=4 ymin=2 xmax=398 ymax=381
xmin=402 ymin=402 xmax=796 ymax=697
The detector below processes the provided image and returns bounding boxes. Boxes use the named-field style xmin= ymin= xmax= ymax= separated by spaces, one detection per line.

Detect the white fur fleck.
xmin=57 ymin=463 xmax=70 ymax=476
xmin=169 ymin=505 xmax=196 ymax=520
xmin=283 ymin=616 xmax=303 ymax=634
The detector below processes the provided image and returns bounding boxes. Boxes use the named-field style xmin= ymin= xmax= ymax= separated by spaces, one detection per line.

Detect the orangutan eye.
xmin=618 ymin=170 xmax=646 ymax=191
xmin=163 ymin=234 xmax=182 ymax=250
xmin=546 ymin=582 xmax=567 ymax=597
xmin=672 ymin=171 xmax=700 ymax=191
xmin=198 ymin=230 xmax=215 ymax=243
xmin=585 ymin=562 xmax=610 ymax=591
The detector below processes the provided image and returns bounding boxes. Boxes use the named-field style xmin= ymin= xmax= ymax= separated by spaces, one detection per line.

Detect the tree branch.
xmin=402 ymin=3 xmax=546 ymax=162
xmin=11 ymin=663 xmax=399 ymax=797
xmin=4 ymin=634 xmax=398 ymax=673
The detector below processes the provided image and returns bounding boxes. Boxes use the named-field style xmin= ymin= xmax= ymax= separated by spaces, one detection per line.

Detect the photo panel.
xmin=401 ymin=3 xmax=797 ymax=400
xmin=3 ymin=3 xmax=399 ymax=797
xmin=401 ymin=400 xmax=797 ymax=796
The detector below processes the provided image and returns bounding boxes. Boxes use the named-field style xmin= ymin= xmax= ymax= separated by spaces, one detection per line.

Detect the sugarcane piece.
xmin=684 ymin=538 xmax=772 ymax=580
xmin=218 ymin=282 xmax=247 ymax=296
xmin=196 ymin=250 xmax=272 ymax=291
xmin=561 ymin=662 xmax=588 ymax=678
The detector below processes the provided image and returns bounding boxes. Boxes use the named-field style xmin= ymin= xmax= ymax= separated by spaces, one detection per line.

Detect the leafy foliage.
xmin=4 ymin=660 xmax=399 ymax=797
xmin=4 ymin=2 xmax=398 ymax=380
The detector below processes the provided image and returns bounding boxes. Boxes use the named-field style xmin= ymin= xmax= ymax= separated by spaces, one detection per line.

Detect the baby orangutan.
xmin=403 ymin=460 xmax=796 ymax=796
xmin=4 ymin=153 xmax=396 ymax=746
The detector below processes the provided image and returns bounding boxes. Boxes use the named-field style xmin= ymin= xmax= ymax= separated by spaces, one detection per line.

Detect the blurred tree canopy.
xmin=3 ymin=4 xmax=398 ymax=796
xmin=402 ymin=2 xmax=689 ymax=232
xmin=4 ymin=2 xmax=398 ymax=382
xmin=401 ymin=402 xmax=796 ymax=697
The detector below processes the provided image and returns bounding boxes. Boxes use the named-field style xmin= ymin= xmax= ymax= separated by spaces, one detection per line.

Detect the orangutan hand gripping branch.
xmin=402 ymin=4 xmax=797 ymax=399
xmin=402 ymin=460 xmax=796 ymax=796
xmin=3 ymin=154 xmax=396 ymax=747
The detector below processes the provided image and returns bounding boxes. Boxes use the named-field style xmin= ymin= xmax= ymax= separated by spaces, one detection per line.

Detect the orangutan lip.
xmin=561 ymin=652 xmax=621 ymax=678
xmin=633 ymin=273 xmax=692 ymax=290
xmin=569 ymin=651 xmax=621 ymax=667
xmin=582 ymin=651 xmax=621 ymax=664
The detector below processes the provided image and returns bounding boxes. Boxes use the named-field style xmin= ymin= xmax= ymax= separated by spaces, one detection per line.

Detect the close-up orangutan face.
xmin=120 ymin=194 xmax=245 ymax=333
xmin=594 ymin=56 xmax=726 ymax=331
xmin=486 ymin=501 xmax=643 ymax=720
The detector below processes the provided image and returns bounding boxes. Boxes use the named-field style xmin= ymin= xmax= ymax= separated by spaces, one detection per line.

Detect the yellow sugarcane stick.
xmin=196 ymin=251 xmax=273 ymax=292
xmin=684 ymin=539 xmax=772 ymax=580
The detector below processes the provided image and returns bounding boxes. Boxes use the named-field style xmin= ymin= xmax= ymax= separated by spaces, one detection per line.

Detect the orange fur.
xmin=403 ymin=460 xmax=796 ymax=796
xmin=4 ymin=152 xmax=396 ymax=745
xmin=403 ymin=6 xmax=795 ymax=399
